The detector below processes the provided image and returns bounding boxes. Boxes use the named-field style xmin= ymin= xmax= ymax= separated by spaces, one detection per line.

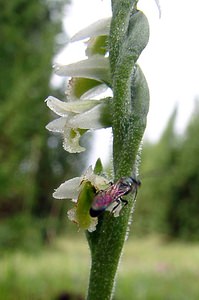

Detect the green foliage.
xmin=135 ymin=103 xmax=199 ymax=241
xmin=0 ymin=214 xmax=44 ymax=252
xmin=165 ymin=103 xmax=199 ymax=240
xmin=135 ymin=109 xmax=178 ymax=234
xmin=0 ymin=0 xmax=59 ymax=211
xmin=1 ymin=237 xmax=199 ymax=300
xmin=0 ymin=0 xmax=91 ymax=246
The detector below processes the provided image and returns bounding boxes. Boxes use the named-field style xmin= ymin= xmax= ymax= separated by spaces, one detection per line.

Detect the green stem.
xmin=86 ymin=208 xmax=132 ymax=300
xmin=86 ymin=1 xmax=150 ymax=299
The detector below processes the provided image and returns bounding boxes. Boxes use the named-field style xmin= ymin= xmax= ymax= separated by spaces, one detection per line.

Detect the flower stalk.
xmin=86 ymin=1 xmax=150 ymax=299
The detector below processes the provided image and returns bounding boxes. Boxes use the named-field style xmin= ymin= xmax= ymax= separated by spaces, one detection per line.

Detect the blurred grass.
xmin=1 ymin=235 xmax=199 ymax=300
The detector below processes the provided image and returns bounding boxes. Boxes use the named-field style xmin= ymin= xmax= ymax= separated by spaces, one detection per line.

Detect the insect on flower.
xmin=90 ymin=177 xmax=141 ymax=217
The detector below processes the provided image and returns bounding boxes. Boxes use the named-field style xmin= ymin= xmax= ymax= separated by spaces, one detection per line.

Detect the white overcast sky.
xmin=55 ymin=0 xmax=199 ymax=164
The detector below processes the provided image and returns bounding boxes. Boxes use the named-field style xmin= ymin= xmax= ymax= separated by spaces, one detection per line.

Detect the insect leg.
xmin=120 ymin=198 xmax=128 ymax=206
xmin=111 ymin=197 xmax=128 ymax=215
xmin=111 ymin=198 xmax=121 ymax=213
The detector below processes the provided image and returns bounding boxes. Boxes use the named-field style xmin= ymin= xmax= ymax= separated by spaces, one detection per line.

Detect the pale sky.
xmin=55 ymin=0 xmax=199 ymax=165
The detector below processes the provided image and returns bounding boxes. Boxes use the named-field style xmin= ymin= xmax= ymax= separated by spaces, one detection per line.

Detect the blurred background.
xmin=1 ymin=0 xmax=199 ymax=299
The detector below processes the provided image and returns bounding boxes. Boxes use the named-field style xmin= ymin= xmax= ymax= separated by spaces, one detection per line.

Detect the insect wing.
xmin=112 ymin=178 xmax=132 ymax=198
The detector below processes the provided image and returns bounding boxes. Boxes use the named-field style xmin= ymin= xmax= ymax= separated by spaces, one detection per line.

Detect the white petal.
xmin=63 ymin=128 xmax=85 ymax=153
xmin=68 ymin=99 xmax=100 ymax=113
xmin=68 ymin=103 xmax=105 ymax=129
xmin=92 ymin=175 xmax=109 ymax=189
xmin=71 ymin=18 xmax=111 ymax=42
xmin=83 ymin=166 xmax=93 ymax=179
xmin=53 ymin=177 xmax=81 ymax=199
xmin=53 ymin=56 xmax=111 ymax=84
xmin=46 ymin=96 xmax=100 ymax=115
xmin=82 ymin=166 xmax=109 ymax=190
xmin=45 ymin=96 xmax=71 ymax=117
xmin=80 ymin=84 xmax=108 ymax=100
xmin=46 ymin=117 xmax=67 ymax=133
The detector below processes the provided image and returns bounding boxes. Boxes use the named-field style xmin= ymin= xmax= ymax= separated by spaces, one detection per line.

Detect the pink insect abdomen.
xmin=92 ymin=191 xmax=114 ymax=210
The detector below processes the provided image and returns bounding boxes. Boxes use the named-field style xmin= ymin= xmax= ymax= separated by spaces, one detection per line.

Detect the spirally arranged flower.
xmin=53 ymin=166 xmax=109 ymax=232
xmin=45 ymin=18 xmax=112 ymax=153
xmin=45 ymin=95 xmax=111 ymax=153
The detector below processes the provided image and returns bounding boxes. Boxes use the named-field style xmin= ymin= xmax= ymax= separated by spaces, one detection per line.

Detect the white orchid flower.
xmin=45 ymin=96 xmax=110 ymax=153
xmin=53 ymin=55 xmax=111 ymax=85
xmin=53 ymin=166 xmax=109 ymax=200
xmin=53 ymin=166 xmax=109 ymax=232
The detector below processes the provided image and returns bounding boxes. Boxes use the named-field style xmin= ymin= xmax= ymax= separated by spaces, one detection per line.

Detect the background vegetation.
xmin=0 ymin=0 xmax=89 ymax=252
xmin=135 ymin=102 xmax=199 ymax=241
xmin=1 ymin=1 xmax=199 ymax=299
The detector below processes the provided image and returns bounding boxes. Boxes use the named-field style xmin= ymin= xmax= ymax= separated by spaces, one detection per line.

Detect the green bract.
xmin=75 ymin=181 xmax=97 ymax=231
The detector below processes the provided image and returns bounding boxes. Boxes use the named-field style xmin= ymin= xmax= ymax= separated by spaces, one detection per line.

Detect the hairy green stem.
xmin=86 ymin=1 xmax=150 ymax=299
xmin=86 ymin=209 xmax=132 ymax=300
